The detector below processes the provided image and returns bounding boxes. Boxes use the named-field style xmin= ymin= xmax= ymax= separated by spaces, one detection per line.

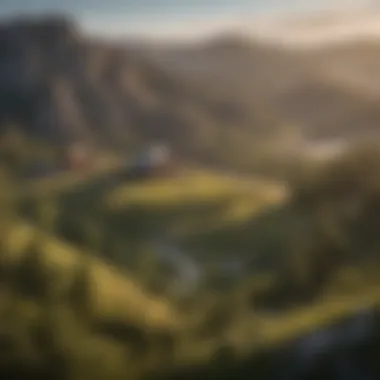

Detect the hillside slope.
xmin=0 ymin=16 xmax=280 ymax=165
xmin=146 ymin=34 xmax=380 ymax=141
xmin=3 ymin=219 xmax=180 ymax=332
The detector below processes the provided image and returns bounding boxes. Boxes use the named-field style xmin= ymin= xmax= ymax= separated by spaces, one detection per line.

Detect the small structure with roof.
xmin=127 ymin=143 xmax=175 ymax=180
xmin=61 ymin=141 xmax=94 ymax=172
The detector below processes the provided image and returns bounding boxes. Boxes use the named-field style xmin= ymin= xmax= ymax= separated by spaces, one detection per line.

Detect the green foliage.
xmin=135 ymin=244 xmax=161 ymax=292
xmin=12 ymin=241 xmax=52 ymax=300
xmin=0 ymin=165 xmax=17 ymax=241
xmin=0 ymin=125 xmax=29 ymax=174
xmin=1 ymin=134 xmax=380 ymax=379
xmin=35 ymin=196 xmax=60 ymax=234
xmin=66 ymin=255 xmax=94 ymax=321
xmin=82 ymin=218 xmax=104 ymax=256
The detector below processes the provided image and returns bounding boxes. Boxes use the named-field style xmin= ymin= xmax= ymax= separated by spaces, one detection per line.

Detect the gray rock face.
xmin=277 ymin=307 xmax=379 ymax=380
xmin=0 ymin=15 xmax=237 ymax=153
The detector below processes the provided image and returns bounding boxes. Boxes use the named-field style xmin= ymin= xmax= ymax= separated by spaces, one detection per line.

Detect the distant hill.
xmin=145 ymin=33 xmax=380 ymax=141
xmin=0 ymin=16 xmax=281 ymax=169
xmin=5 ymin=15 xmax=380 ymax=175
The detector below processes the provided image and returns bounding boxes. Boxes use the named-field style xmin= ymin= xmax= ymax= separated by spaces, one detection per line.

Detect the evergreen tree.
xmin=12 ymin=240 xmax=52 ymax=300
xmin=67 ymin=255 xmax=94 ymax=322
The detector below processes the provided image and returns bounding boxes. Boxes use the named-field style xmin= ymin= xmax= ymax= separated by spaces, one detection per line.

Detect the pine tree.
xmin=12 ymin=240 xmax=52 ymax=300
xmin=35 ymin=196 xmax=60 ymax=235
xmin=66 ymin=255 xmax=94 ymax=322
xmin=82 ymin=217 xmax=103 ymax=256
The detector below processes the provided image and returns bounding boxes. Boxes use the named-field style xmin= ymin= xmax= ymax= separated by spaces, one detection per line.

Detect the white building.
xmin=134 ymin=144 xmax=171 ymax=170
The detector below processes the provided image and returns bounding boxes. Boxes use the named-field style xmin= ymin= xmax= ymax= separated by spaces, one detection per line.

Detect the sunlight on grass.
xmin=107 ymin=172 xmax=250 ymax=209
xmin=3 ymin=220 xmax=181 ymax=332
xmin=24 ymin=156 xmax=123 ymax=198
xmin=217 ymin=190 xmax=283 ymax=225
xmin=106 ymin=171 xmax=288 ymax=237
xmin=260 ymin=286 xmax=380 ymax=348
xmin=222 ymin=282 xmax=380 ymax=358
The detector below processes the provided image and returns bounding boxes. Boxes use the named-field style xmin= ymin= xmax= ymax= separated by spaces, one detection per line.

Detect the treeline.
xmin=252 ymin=141 xmax=380 ymax=309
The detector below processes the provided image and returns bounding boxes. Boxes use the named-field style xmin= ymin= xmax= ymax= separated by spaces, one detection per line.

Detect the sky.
xmin=0 ymin=0 xmax=378 ymax=40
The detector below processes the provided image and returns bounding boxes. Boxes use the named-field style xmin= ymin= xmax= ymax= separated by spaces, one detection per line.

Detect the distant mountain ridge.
xmin=0 ymin=15 xmax=279 ymax=163
xmin=252 ymin=8 xmax=380 ymax=47
xmin=145 ymin=32 xmax=380 ymax=141
xmin=4 ymin=15 xmax=380 ymax=175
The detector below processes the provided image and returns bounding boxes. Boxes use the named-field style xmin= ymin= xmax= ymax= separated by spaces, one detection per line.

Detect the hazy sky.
xmin=0 ymin=0 xmax=377 ymax=39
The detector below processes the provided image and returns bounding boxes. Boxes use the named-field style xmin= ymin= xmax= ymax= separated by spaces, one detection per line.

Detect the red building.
xmin=63 ymin=142 xmax=93 ymax=172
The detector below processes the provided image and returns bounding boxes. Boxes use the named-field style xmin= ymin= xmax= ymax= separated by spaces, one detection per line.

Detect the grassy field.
xmin=106 ymin=170 xmax=287 ymax=238
xmin=2 ymin=219 xmax=180 ymax=331
xmin=17 ymin=166 xmax=290 ymax=278
xmin=2 ymin=150 xmax=380 ymax=379
xmin=1 ymin=215 xmax=379 ymax=380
